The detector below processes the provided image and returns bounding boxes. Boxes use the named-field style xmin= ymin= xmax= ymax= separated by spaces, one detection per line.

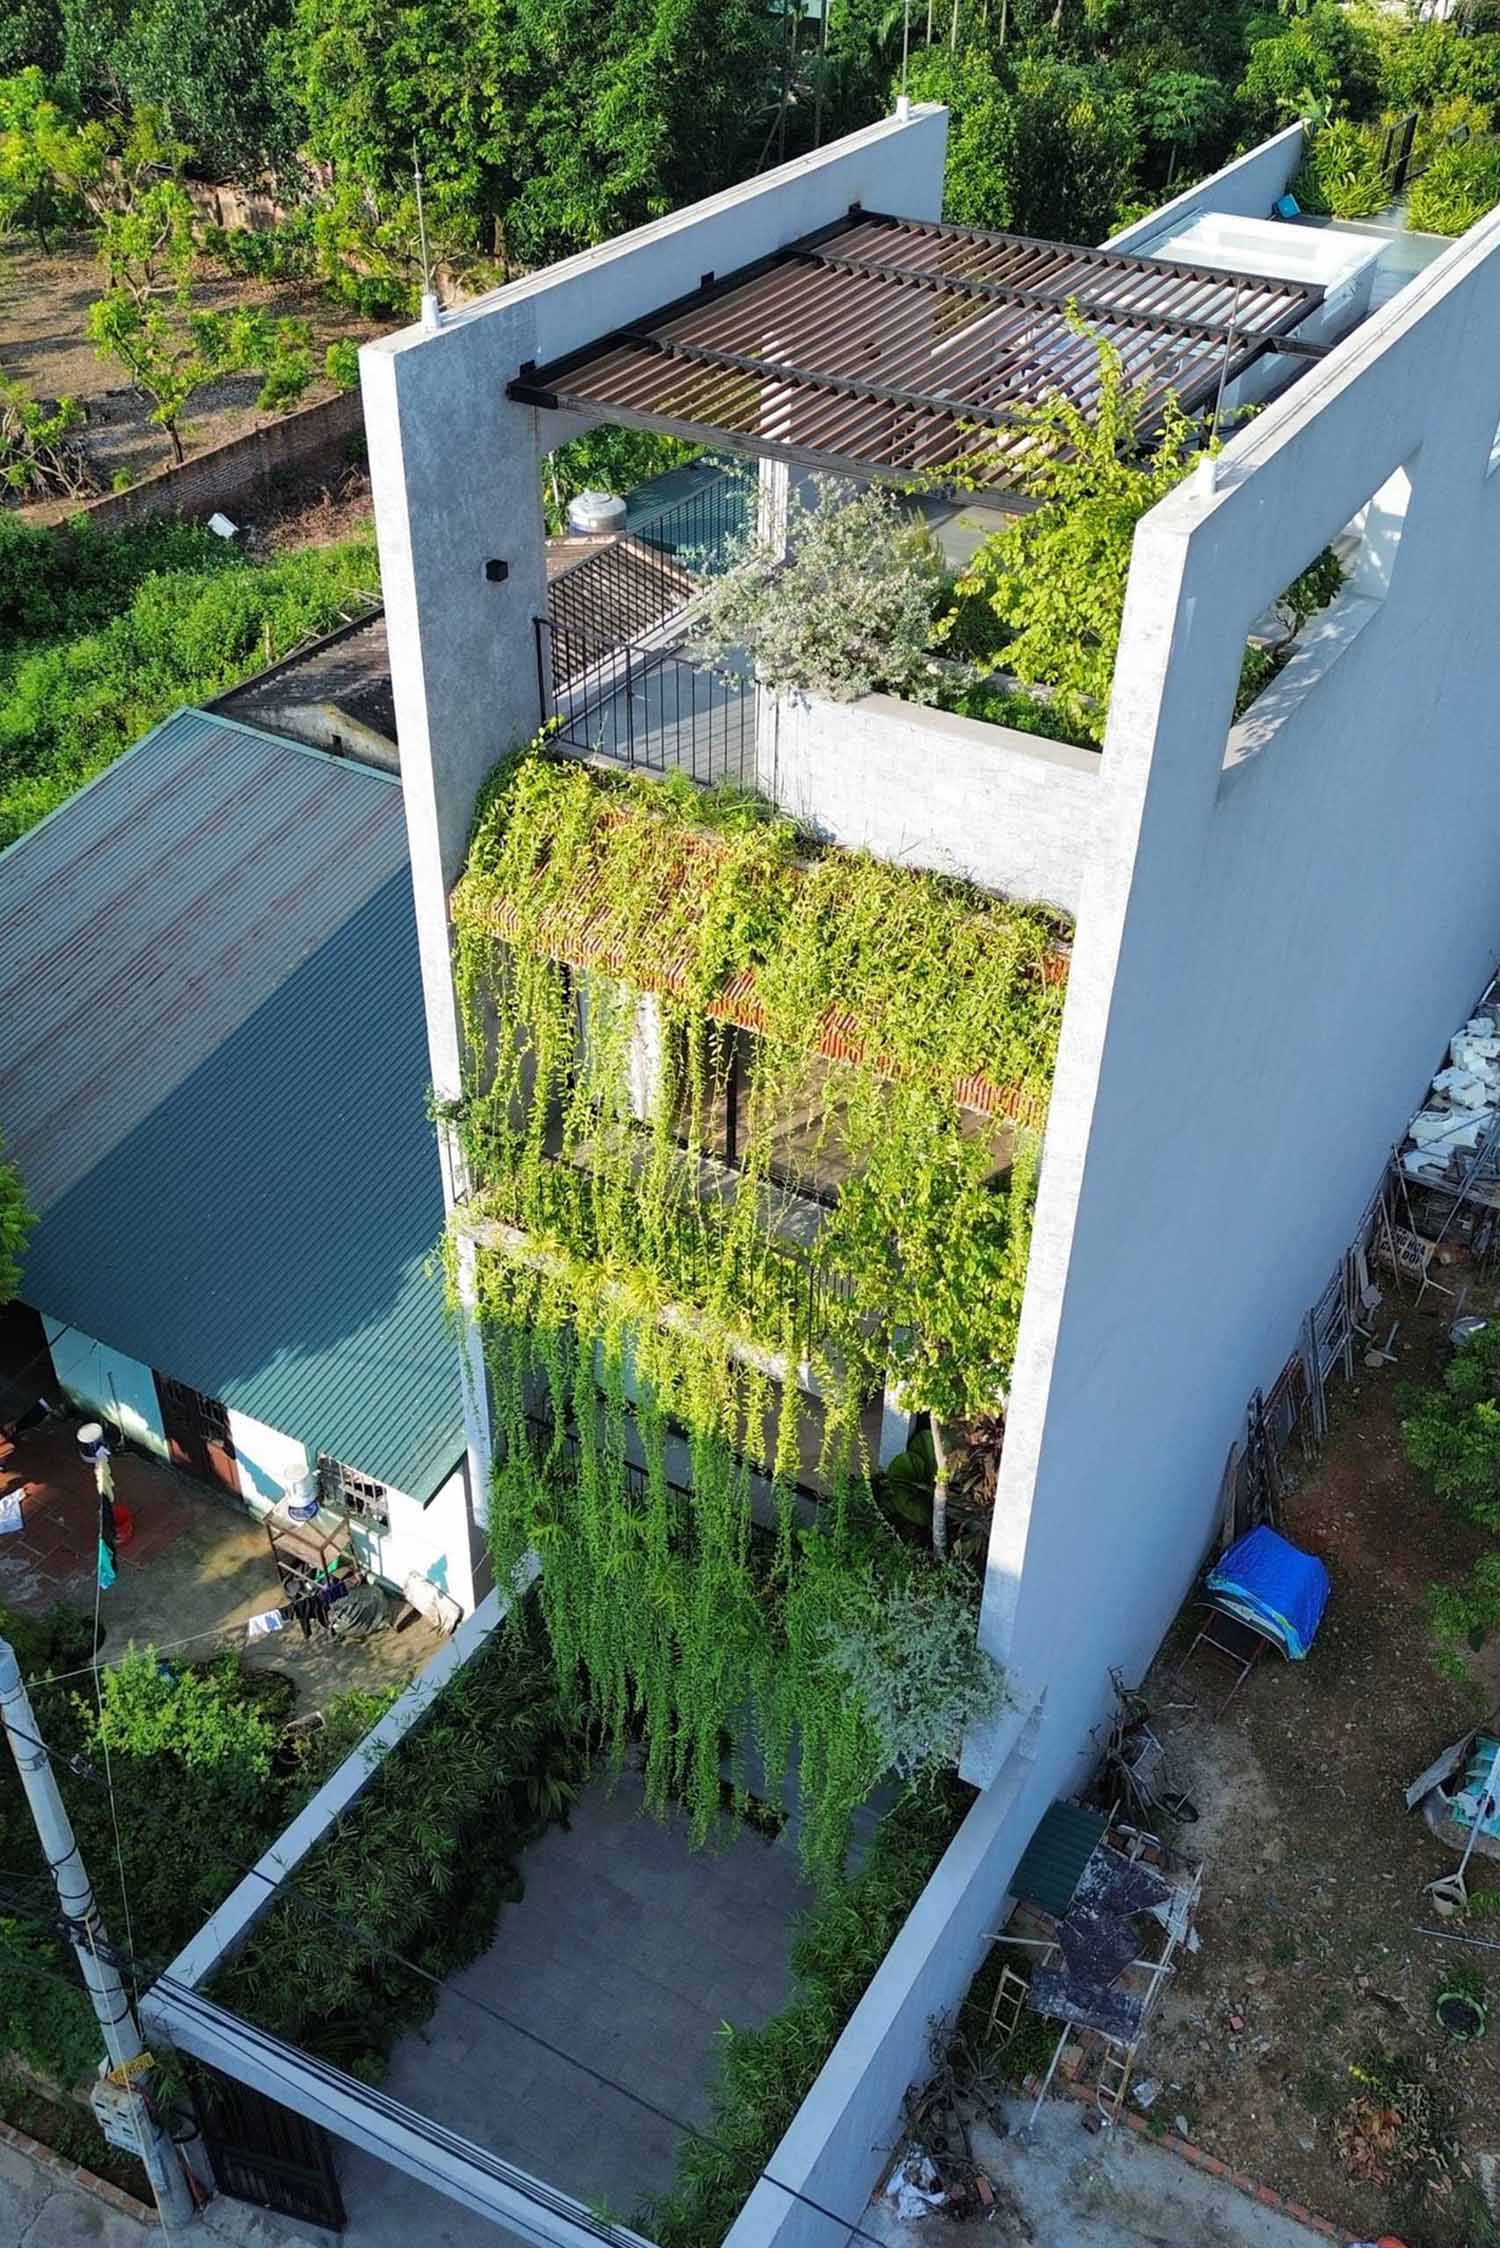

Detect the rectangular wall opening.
xmin=1224 ymin=459 xmax=1415 ymax=772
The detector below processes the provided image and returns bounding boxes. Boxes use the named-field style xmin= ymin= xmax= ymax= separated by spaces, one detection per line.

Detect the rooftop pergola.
xmin=509 ymin=209 xmax=1327 ymax=500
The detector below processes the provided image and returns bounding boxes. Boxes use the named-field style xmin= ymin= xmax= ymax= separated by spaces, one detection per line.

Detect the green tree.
xmin=1004 ymin=54 xmax=1143 ymax=242
xmin=0 ymin=1140 xmax=31 ymax=1303
xmin=0 ymin=0 xmax=64 ymax=78
xmin=0 ymin=67 xmax=83 ymax=247
xmin=108 ymin=0 xmax=301 ymax=183
xmin=502 ymin=0 xmax=777 ymax=268
xmin=87 ymin=177 xmax=312 ymax=461
xmin=1138 ymin=69 xmax=1227 ymax=185
xmin=942 ymin=325 xmax=1202 ymax=743
xmin=279 ymin=0 xmax=519 ymax=272
xmin=904 ymin=45 xmax=1017 ymax=231
xmin=1236 ymin=4 xmax=1382 ymax=137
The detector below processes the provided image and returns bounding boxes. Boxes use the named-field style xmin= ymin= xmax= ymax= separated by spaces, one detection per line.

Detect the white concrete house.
xmin=185 ymin=102 xmax=1500 ymax=2246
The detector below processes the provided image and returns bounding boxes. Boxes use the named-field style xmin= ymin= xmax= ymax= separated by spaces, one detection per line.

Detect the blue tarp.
xmin=1206 ymin=1526 xmax=1331 ymax=1661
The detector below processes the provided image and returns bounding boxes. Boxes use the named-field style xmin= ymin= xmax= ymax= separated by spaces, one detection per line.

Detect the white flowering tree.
xmin=690 ymin=476 xmax=945 ymax=704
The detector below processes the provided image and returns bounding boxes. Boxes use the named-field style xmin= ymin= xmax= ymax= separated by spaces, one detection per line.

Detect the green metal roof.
xmin=0 ymin=709 xmax=464 ymax=1502
xmin=1010 ymin=1802 xmax=1108 ymax=1919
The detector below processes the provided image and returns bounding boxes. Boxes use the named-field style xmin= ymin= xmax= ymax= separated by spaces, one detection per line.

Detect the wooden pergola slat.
xmin=509 ymin=209 xmax=1324 ymax=499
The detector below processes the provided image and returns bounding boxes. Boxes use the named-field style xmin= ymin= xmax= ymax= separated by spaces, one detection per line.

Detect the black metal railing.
xmin=632 ymin=464 xmax=750 ymax=574
xmin=537 ymin=614 xmax=757 ymax=788
xmin=547 ymin=466 xmax=749 ymax=669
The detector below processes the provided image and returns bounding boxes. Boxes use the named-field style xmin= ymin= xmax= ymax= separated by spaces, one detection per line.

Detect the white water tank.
xmin=281 ymin=1462 xmax=320 ymax=1522
xmin=567 ymin=488 xmax=627 ymax=536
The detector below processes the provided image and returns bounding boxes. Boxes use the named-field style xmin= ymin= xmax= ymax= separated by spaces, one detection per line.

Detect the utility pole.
xmin=0 ymin=1636 xmax=196 ymax=2226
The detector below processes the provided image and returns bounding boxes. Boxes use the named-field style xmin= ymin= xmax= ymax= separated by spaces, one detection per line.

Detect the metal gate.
xmin=189 ymin=2060 xmax=346 ymax=2230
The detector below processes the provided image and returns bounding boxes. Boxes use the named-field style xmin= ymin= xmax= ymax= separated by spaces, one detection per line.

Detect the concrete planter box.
xmin=757 ymin=684 xmax=1098 ymax=915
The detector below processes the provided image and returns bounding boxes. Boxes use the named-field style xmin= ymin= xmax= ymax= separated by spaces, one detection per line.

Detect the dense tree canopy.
xmin=3 ymin=0 xmax=1499 ymax=301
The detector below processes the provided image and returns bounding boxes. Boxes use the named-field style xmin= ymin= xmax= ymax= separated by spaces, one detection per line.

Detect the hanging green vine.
xmin=449 ymin=746 xmax=1069 ymax=1878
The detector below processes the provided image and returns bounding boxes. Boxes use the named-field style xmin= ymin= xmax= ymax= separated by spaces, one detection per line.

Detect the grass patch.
xmin=0 ymin=529 xmax=379 ymax=849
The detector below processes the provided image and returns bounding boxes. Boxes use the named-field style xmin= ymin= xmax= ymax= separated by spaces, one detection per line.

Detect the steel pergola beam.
xmin=508 ymin=206 xmax=1328 ymax=494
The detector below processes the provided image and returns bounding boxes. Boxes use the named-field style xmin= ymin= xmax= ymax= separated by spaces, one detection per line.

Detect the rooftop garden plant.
xmin=450 ymin=748 xmax=1058 ymax=1874
xmin=690 ymin=475 xmax=946 ymax=704
xmin=215 ymin=1607 xmax=585 ymax=2075
xmin=690 ymin=328 xmax=1348 ymax=752
xmin=1408 ymin=128 xmax=1500 ymax=235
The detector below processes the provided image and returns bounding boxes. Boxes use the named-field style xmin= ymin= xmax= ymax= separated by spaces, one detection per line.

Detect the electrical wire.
xmin=3 ymin=1938 xmax=659 ymax=2248
xmin=21 ymin=1615 xmax=280 ymax=1691
xmin=0 ymin=1706 xmax=895 ymax=2248
xmin=3 ymin=1914 xmax=885 ymax=2248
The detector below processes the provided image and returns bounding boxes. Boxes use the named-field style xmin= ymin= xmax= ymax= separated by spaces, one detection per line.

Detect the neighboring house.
xmin=0 ymin=707 xmax=476 ymax=1612
xmin=312 ymin=102 xmax=1500 ymax=2246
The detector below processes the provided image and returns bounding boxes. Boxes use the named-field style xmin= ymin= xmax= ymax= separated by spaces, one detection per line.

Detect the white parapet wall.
xmin=1106 ymin=121 xmax=1305 ymax=255
xmin=726 ymin=1719 xmax=1041 ymax=2248
xmin=758 ymin=688 xmax=1097 ymax=914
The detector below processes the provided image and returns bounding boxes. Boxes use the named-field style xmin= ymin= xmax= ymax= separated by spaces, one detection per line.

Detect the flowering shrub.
xmin=691 ymin=476 xmax=945 ymax=704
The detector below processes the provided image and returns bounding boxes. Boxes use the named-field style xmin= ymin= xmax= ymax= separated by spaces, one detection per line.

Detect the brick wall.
xmin=52 ymin=388 xmax=365 ymax=531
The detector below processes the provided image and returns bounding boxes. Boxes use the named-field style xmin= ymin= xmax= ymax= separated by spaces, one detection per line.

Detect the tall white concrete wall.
xmin=736 ymin=179 xmax=1500 ymax=2248
xmin=1106 ymin=123 xmax=1305 ymax=256
xmin=759 ymin=688 xmax=1097 ymax=914
xmin=974 ymin=208 xmax=1500 ymax=1786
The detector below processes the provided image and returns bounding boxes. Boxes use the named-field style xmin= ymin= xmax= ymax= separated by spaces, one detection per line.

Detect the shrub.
xmin=820 ymin=1567 xmax=1010 ymax=1779
xmin=1402 ymin=1327 xmax=1500 ymax=1672
xmin=643 ymin=1779 xmax=969 ymax=2248
xmin=692 ymin=478 xmax=944 ymax=703
xmin=0 ymin=531 xmax=379 ymax=847
xmin=1408 ymin=133 xmax=1500 ymax=235
xmin=214 ymin=1612 xmax=585 ymax=2074
xmin=324 ymin=339 xmax=361 ymax=392
xmin=0 ymin=513 xmax=230 ymax=661
xmin=1294 ymin=120 xmax=1388 ymax=219
xmin=1403 ymin=1322 xmax=1500 ymax=1523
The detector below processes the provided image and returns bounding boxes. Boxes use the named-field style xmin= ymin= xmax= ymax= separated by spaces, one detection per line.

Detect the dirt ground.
xmin=0 ymin=233 xmax=372 ymax=489
xmin=1137 ymin=1280 xmax=1500 ymax=2248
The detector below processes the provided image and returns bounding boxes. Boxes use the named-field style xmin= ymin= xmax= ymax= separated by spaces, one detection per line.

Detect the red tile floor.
xmin=0 ymin=1420 xmax=442 ymax=1699
xmin=1 ymin=1422 xmax=197 ymax=1611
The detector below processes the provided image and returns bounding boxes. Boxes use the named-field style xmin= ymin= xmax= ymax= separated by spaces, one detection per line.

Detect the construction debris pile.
xmin=1385 ymin=972 xmax=1500 ymax=1285
xmin=1401 ymin=993 xmax=1500 ymax=1195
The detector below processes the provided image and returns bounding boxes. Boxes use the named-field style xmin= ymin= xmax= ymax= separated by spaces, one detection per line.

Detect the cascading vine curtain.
xmin=449 ymin=747 xmax=1066 ymax=1876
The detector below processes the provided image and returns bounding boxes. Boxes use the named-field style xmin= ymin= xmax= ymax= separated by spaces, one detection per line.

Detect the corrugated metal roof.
xmin=0 ymin=709 xmax=463 ymax=1501
xmin=1010 ymin=1802 xmax=1109 ymax=1919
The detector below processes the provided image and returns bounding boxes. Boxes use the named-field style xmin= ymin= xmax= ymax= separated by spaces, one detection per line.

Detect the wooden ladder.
xmin=988 ymin=1965 xmax=1031 ymax=2049
xmin=1094 ymin=2036 xmax=1133 ymax=2127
